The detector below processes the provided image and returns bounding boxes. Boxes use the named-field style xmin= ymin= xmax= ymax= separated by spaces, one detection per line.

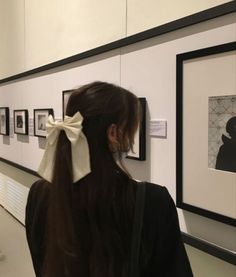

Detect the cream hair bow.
xmin=38 ymin=112 xmax=91 ymax=183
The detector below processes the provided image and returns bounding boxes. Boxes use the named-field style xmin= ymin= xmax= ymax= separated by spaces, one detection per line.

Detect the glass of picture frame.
xmin=176 ymin=41 xmax=236 ymax=227
xmin=14 ymin=109 xmax=28 ymax=135
xmin=0 ymin=107 xmax=9 ymax=136
xmin=34 ymin=109 xmax=54 ymax=137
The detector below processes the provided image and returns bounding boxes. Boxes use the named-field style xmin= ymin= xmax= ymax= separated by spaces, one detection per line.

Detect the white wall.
xmin=0 ymin=0 xmax=232 ymax=79
xmin=0 ymin=0 xmax=25 ymax=77
xmin=127 ymin=0 xmax=230 ymax=35
xmin=24 ymin=0 xmax=127 ymax=70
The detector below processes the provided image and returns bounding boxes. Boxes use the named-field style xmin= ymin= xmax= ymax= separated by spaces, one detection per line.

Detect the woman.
xmin=26 ymin=81 xmax=193 ymax=277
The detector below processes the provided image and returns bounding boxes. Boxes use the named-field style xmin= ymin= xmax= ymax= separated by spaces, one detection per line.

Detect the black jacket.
xmin=25 ymin=179 xmax=193 ymax=277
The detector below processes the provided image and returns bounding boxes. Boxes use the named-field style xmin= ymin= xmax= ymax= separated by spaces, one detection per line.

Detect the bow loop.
xmin=38 ymin=112 xmax=91 ymax=183
xmin=46 ymin=113 xmax=83 ymax=145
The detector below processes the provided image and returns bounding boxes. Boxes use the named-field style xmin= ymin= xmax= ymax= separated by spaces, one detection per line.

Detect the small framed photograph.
xmin=62 ymin=90 xmax=74 ymax=118
xmin=0 ymin=107 xmax=9 ymax=136
xmin=127 ymin=98 xmax=146 ymax=161
xmin=14 ymin=110 xmax=28 ymax=135
xmin=34 ymin=109 xmax=54 ymax=137
xmin=176 ymin=41 xmax=236 ymax=227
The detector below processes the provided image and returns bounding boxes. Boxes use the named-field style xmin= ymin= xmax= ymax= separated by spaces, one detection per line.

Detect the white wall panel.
xmin=0 ymin=0 xmax=25 ymax=79
xmin=127 ymin=0 xmax=231 ymax=35
xmin=24 ymin=0 xmax=126 ymax=70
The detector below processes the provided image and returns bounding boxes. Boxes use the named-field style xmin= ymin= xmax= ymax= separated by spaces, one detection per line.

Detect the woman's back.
xmin=25 ymin=81 xmax=192 ymax=276
xmin=26 ymin=178 xmax=193 ymax=277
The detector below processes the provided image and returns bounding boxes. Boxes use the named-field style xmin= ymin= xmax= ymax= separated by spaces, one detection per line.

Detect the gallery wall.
xmin=0 ymin=2 xmax=235 ymax=275
xmin=0 ymin=0 xmax=231 ymax=79
xmin=0 ymin=8 xmax=235 ymax=249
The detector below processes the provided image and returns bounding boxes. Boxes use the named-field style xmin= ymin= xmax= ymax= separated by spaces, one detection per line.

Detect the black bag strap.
xmin=129 ymin=182 xmax=146 ymax=277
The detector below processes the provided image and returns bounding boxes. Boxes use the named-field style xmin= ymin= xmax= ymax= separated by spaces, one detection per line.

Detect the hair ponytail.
xmin=43 ymin=131 xmax=78 ymax=276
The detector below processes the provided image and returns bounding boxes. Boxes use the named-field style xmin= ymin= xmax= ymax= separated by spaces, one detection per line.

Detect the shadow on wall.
xmin=38 ymin=137 xmax=46 ymax=149
xmin=124 ymin=104 xmax=151 ymax=182
xmin=17 ymin=134 xmax=29 ymax=143
xmin=2 ymin=136 xmax=10 ymax=145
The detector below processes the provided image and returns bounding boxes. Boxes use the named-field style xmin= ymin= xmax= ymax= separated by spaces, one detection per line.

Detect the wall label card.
xmin=150 ymin=120 xmax=167 ymax=138
xmin=10 ymin=117 xmax=14 ymax=138
xmin=29 ymin=118 xmax=34 ymax=136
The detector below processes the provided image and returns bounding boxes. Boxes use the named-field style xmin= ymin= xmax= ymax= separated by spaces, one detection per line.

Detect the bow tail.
xmin=38 ymin=142 xmax=57 ymax=182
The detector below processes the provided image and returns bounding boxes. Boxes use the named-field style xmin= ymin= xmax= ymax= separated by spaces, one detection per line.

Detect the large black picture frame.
xmin=176 ymin=41 xmax=236 ymax=227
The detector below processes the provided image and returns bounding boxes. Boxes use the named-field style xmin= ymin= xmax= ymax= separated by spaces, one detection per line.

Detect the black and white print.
xmin=34 ymin=109 xmax=54 ymax=137
xmin=208 ymin=95 xmax=236 ymax=173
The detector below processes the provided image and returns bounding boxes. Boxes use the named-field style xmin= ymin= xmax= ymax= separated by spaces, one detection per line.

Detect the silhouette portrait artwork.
xmin=215 ymin=116 xmax=236 ymax=173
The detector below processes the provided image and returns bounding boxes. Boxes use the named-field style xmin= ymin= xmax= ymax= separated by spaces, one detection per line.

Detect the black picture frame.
xmin=34 ymin=109 xmax=54 ymax=138
xmin=62 ymin=90 xmax=74 ymax=118
xmin=14 ymin=109 xmax=28 ymax=135
xmin=126 ymin=97 xmax=146 ymax=161
xmin=0 ymin=107 xmax=9 ymax=136
xmin=176 ymin=41 xmax=236 ymax=227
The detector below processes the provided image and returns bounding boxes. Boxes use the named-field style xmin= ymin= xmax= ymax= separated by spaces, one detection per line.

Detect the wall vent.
xmin=0 ymin=173 xmax=29 ymax=225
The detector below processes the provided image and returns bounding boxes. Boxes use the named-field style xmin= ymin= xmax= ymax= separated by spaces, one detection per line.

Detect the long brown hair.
xmin=43 ymin=82 xmax=141 ymax=277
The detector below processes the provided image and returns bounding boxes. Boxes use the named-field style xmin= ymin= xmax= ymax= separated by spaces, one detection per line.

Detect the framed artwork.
xmin=62 ymin=90 xmax=74 ymax=118
xmin=0 ymin=107 xmax=9 ymax=136
xmin=34 ymin=109 xmax=54 ymax=137
xmin=127 ymin=97 xmax=146 ymax=161
xmin=176 ymin=41 xmax=236 ymax=226
xmin=14 ymin=110 xmax=28 ymax=135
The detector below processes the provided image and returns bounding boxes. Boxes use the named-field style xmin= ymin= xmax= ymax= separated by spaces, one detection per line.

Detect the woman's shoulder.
xmin=132 ymin=180 xmax=171 ymax=201
xmin=27 ymin=179 xmax=51 ymax=210
xmin=145 ymin=182 xmax=176 ymax=215
xmin=29 ymin=178 xmax=50 ymax=195
xmin=25 ymin=180 xmax=51 ymax=230
xmin=131 ymin=179 xmax=176 ymax=216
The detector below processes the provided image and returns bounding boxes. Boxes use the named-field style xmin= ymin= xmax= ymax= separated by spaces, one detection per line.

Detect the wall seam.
xmin=119 ymin=48 xmax=122 ymax=86
xmin=23 ymin=0 xmax=26 ymax=72
xmin=125 ymin=0 xmax=128 ymax=37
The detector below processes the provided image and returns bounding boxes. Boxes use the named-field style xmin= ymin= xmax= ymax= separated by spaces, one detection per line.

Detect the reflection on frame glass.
xmin=0 ymin=107 xmax=9 ymax=136
xmin=14 ymin=110 xmax=28 ymax=135
xmin=126 ymin=98 xmax=146 ymax=161
xmin=176 ymin=41 xmax=236 ymax=227
xmin=62 ymin=90 xmax=74 ymax=118
xmin=34 ymin=109 xmax=54 ymax=138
